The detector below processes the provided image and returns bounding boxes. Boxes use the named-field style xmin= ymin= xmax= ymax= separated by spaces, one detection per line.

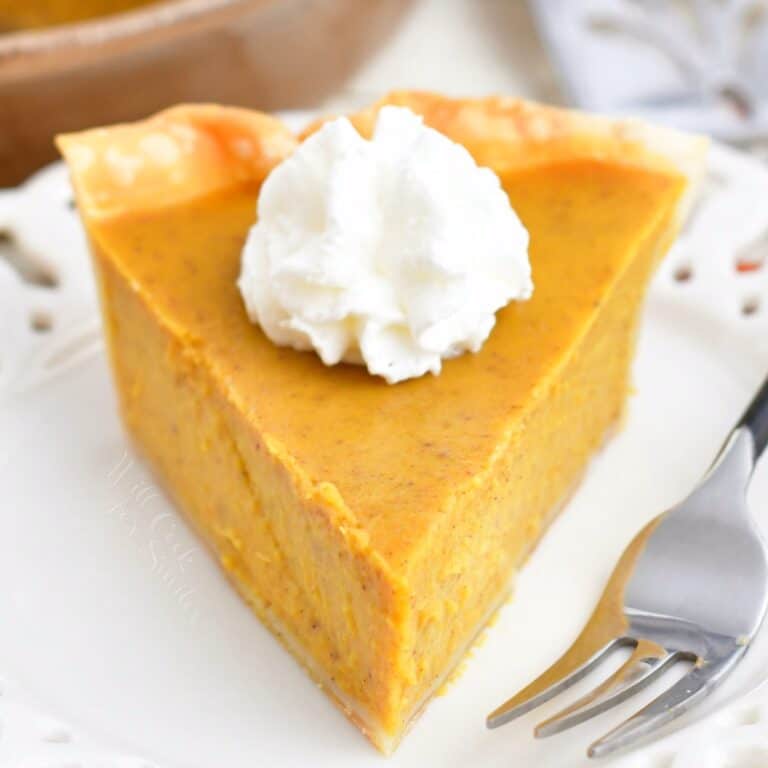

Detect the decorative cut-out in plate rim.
xmin=0 ymin=126 xmax=767 ymax=767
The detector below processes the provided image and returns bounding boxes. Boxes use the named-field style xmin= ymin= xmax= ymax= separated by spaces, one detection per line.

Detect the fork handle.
xmin=737 ymin=373 xmax=768 ymax=460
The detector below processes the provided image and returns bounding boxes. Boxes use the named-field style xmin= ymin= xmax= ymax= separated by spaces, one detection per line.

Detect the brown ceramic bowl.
xmin=0 ymin=0 xmax=410 ymax=185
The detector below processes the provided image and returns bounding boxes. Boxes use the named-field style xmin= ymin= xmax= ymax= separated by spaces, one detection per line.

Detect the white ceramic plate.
xmin=1 ymin=129 xmax=768 ymax=768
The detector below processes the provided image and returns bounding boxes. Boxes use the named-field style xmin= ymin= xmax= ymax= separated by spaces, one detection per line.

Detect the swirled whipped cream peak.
xmin=238 ymin=106 xmax=533 ymax=384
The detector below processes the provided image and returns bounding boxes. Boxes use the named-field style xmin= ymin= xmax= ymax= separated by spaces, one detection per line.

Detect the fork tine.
xmin=535 ymin=641 xmax=677 ymax=738
xmin=486 ymin=632 xmax=622 ymax=729
xmin=487 ymin=521 xmax=663 ymax=730
xmin=587 ymin=650 xmax=743 ymax=759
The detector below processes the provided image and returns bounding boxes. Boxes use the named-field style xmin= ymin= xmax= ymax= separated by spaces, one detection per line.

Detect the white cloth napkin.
xmin=528 ymin=0 xmax=768 ymax=145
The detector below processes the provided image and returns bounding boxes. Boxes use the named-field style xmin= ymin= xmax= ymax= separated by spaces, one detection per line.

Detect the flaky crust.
xmin=58 ymin=92 xmax=707 ymax=223
xmin=305 ymin=91 xmax=708 ymax=219
xmin=56 ymin=104 xmax=297 ymax=220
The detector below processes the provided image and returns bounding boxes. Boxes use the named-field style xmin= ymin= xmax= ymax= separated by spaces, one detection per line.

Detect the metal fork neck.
xmin=737 ymin=373 xmax=768 ymax=461
xmin=702 ymin=425 xmax=756 ymax=498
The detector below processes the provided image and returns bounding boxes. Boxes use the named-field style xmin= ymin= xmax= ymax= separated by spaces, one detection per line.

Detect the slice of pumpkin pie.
xmin=57 ymin=92 xmax=705 ymax=753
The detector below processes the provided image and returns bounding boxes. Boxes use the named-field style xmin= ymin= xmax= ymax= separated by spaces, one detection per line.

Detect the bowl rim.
xmin=0 ymin=0 xmax=276 ymax=82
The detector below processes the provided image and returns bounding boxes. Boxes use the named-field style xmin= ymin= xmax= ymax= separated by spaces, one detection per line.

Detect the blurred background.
xmin=1 ymin=0 xmax=767 ymax=185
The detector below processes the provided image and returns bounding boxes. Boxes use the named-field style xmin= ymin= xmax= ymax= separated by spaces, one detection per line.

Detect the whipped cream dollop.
xmin=238 ymin=106 xmax=533 ymax=384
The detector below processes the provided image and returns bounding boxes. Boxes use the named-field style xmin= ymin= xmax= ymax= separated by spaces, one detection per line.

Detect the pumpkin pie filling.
xmin=0 ymin=0 xmax=160 ymax=30
xmin=58 ymin=94 xmax=702 ymax=753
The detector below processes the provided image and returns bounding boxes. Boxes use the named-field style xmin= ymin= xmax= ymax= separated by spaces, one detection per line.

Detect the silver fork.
xmin=487 ymin=373 xmax=768 ymax=758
